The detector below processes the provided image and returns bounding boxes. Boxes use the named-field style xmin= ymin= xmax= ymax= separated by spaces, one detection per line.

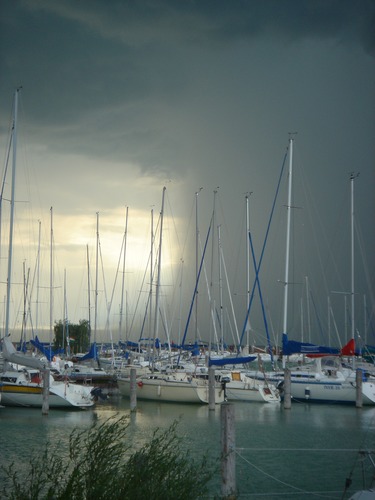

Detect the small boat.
xmin=0 ymin=367 xmax=96 ymax=409
xmin=246 ymin=354 xmax=375 ymax=405
xmin=51 ymin=355 xmax=117 ymax=387
xmin=217 ymin=369 xmax=280 ymax=403
xmin=0 ymin=336 xmax=96 ymax=409
xmin=117 ymin=371 xmax=226 ymax=404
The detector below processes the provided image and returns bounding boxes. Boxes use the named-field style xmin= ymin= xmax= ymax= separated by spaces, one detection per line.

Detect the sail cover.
xmin=2 ymin=335 xmax=46 ymax=369
xmin=209 ymin=355 xmax=257 ymax=366
xmin=282 ymin=333 xmax=339 ymax=357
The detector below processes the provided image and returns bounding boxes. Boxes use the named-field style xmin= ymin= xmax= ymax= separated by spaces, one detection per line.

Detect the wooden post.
xmin=208 ymin=366 xmax=216 ymax=410
xmin=283 ymin=368 xmax=291 ymax=409
xmin=42 ymin=368 xmax=50 ymax=415
xmin=221 ymin=403 xmax=236 ymax=499
xmin=130 ymin=368 xmax=137 ymax=412
xmin=356 ymin=369 xmax=363 ymax=408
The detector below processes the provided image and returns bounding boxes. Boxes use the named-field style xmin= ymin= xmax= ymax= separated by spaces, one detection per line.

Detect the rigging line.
xmin=236 ymin=492 xmax=341 ymax=498
xmin=165 ymin=188 xmax=182 ymax=255
xmin=221 ymin=245 xmax=240 ymax=345
xmin=236 ymin=448 xmax=371 ymax=452
xmin=178 ymin=215 xmax=212 ymax=362
xmin=239 ymin=144 xmax=289 ymax=348
xmin=127 ymin=211 xmax=162 ymax=340
xmin=235 ymin=449 xmax=319 ymax=496
xmin=201 ymin=237 xmax=220 ymax=347
xmin=309 ymin=289 xmax=326 ymax=345
xmin=248 ymin=230 xmax=274 ymax=365
xmin=105 ymin=221 xmax=127 ymax=322
xmin=355 ymin=220 xmax=375 ymax=320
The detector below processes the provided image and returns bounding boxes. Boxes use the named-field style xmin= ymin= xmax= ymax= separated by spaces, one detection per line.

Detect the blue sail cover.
xmin=282 ymin=333 xmax=339 ymax=356
xmin=80 ymin=342 xmax=99 ymax=361
xmin=30 ymin=336 xmax=64 ymax=361
xmin=209 ymin=355 xmax=257 ymax=367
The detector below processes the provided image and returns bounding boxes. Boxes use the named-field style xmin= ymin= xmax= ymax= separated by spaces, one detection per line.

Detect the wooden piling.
xmin=221 ymin=403 xmax=236 ymax=499
xmin=355 ymin=369 xmax=363 ymax=408
xmin=42 ymin=368 xmax=50 ymax=415
xmin=283 ymin=368 xmax=291 ymax=409
xmin=130 ymin=368 xmax=137 ymax=412
xmin=208 ymin=366 xmax=216 ymax=410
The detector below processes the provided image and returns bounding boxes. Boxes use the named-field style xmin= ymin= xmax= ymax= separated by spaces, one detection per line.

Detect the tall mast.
xmin=49 ymin=206 xmax=54 ymax=347
xmin=350 ymin=172 xmax=359 ymax=341
xmin=35 ymin=220 xmax=41 ymax=337
xmin=244 ymin=191 xmax=252 ymax=352
xmin=86 ymin=244 xmax=91 ymax=343
xmin=94 ymin=212 xmax=99 ymax=344
xmin=282 ymin=135 xmax=294 ymax=368
xmin=119 ymin=206 xmax=129 ymax=343
xmin=218 ymin=224 xmax=224 ymax=351
xmin=153 ymin=187 xmax=166 ymax=348
xmin=195 ymin=187 xmax=202 ymax=343
xmin=210 ymin=188 xmax=218 ymax=346
xmin=5 ymin=88 xmax=20 ymax=337
xmin=149 ymin=207 xmax=154 ymax=339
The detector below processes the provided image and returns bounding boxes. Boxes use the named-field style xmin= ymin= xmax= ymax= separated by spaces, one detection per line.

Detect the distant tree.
xmin=54 ymin=319 xmax=90 ymax=354
xmin=1 ymin=415 xmax=218 ymax=499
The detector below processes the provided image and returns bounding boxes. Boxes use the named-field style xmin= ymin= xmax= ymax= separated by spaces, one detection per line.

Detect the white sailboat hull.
xmin=246 ymin=357 xmax=375 ymax=405
xmin=225 ymin=382 xmax=280 ymax=403
xmin=118 ymin=373 xmax=225 ymax=404
xmin=218 ymin=370 xmax=280 ymax=403
xmin=0 ymin=370 xmax=95 ymax=408
xmin=287 ymin=377 xmax=375 ymax=405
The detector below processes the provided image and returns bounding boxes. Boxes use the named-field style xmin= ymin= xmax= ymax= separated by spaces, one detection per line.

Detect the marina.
xmin=1 ymin=395 xmax=374 ymax=499
xmin=0 ymin=4 xmax=374 ymax=499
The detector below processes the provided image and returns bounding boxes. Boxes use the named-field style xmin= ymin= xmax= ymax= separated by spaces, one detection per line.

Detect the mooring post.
xmin=221 ymin=402 xmax=236 ymax=499
xmin=130 ymin=368 xmax=137 ymax=412
xmin=42 ymin=368 xmax=50 ymax=415
xmin=208 ymin=365 xmax=216 ymax=410
xmin=283 ymin=368 xmax=291 ymax=409
xmin=355 ymin=368 xmax=363 ymax=408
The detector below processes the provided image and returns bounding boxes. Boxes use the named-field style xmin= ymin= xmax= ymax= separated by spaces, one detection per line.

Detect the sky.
xmin=0 ymin=0 xmax=374 ymax=350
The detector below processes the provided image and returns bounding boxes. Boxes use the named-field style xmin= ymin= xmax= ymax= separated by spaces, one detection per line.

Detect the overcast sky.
xmin=0 ymin=1 xmax=374 ymax=349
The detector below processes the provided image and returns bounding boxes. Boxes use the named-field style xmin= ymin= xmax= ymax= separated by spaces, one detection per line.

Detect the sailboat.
xmin=1 ymin=337 xmax=96 ymax=408
xmin=215 ymin=366 xmax=280 ymax=403
xmin=117 ymin=188 xmax=226 ymax=404
xmin=0 ymin=89 xmax=96 ymax=409
xmin=246 ymin=137 xmax=375 ymax=405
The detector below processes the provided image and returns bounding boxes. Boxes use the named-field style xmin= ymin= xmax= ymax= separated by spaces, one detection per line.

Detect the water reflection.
xmin=1 ymin=396 xmax=374 ymax=497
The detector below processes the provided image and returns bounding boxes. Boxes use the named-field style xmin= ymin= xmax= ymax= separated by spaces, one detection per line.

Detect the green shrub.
xmin=1 ymin=415 xmax=218 ymax=500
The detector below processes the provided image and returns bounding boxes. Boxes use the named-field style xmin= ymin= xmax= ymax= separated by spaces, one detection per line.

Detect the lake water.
xmin=1 ymin=396 xmax=374 ymax=499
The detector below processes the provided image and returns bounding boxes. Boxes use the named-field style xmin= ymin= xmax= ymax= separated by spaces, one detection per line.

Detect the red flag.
xmin=341 ymin=338 xmax=355 ymax=356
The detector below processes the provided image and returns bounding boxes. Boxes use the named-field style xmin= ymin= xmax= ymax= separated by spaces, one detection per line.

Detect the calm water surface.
xmin=1 ymin=396 xmax=374 ymax=499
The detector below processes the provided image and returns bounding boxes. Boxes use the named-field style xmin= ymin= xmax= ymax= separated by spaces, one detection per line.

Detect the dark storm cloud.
xmin=0 ymin=1 xmax=373 ymax=343
xmin=2 ymin=1 xmax=374 ymax=118
xmin=1 ymin=0 xmax=373 ymax=178
xmin=22 ymin=0 xmax=375 ymax=51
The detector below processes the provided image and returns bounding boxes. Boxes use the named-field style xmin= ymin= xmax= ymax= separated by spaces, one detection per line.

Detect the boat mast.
xmin=218 ymin=224 xmax=224 ymax=351
xmin=118 ymin=206 xmax=129 ymax=344
xmin=86 ymin=244 xmax=91 ymax=344
xmin=35 ymin=220 xmax=41 ymax=337
xmin=5 ymin=88 xmax=20 ymax=337
xmin=282 ymin=135 xmax=295 ymax=368
xmin=149 ymin=207 xmax=154 ymax=341
xmin=94 ymin=211 xmax=99 ymax=344
xmin=153 ymin=187 xmax=166 ymax=354
xmin=195 ymin=187 xmax=202 ymax=344
xmin=350 ymin=172 xmax=359 ymax=342
xmin=49 ymin=206 xmax=54 ymax=347
xmin=244 ymin=191 xmax=252 ymax=353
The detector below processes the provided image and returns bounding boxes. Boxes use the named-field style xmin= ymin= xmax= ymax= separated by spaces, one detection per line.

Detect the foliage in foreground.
xmin=1 ymin=415 xmax=218 ymax=500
